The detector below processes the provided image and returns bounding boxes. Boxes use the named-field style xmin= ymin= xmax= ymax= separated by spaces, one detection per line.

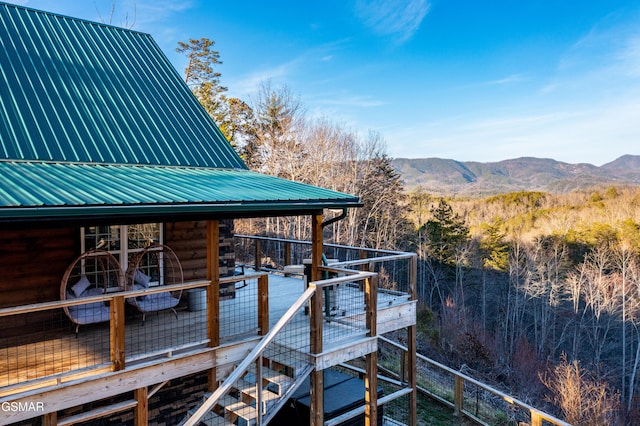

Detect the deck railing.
xmin=234 ymin=234 xmax=417 ymax=296
xmin=0 ymin=274 xmax=265 ymax=397
xmin=375 ymin=336 xmax=570 ymax=426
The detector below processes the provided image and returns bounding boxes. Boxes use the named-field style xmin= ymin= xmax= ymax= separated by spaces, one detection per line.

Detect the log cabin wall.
xmin=0 ymin=227 xmax=77 ymax=338
xmin=165 ymin=220 xmax=235 ymax=280
xmin=0 ymin=227 xmax=77 ymax=308
xmin=0 ymin=220 xmax=235 ymax=309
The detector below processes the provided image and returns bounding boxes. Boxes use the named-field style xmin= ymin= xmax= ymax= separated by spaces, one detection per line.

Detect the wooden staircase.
xmin=183 ymin=352 xmax=313 ymax=425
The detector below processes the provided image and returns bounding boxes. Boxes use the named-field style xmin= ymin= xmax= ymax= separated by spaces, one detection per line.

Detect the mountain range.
xmin=391 ymin=155 xmax=640 ymax=196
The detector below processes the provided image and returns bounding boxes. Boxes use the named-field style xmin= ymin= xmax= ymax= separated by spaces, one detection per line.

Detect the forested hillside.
xmin=407 ymin=187 xmax=640 ymax=424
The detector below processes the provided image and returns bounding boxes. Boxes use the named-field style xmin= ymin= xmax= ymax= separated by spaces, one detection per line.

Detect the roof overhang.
xmin=0 ymin=162 xmax=362 ymax=225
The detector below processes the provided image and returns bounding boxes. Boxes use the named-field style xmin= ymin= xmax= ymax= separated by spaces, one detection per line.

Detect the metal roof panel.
xmin=0 ymin=2 xmax=246 ymax=169
xmin=0 ymin=162 xmax=361 ymax=221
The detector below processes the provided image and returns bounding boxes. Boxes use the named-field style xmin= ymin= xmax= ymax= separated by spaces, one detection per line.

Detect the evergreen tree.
xmin=422 ymin=198 xmax=469 ymax=264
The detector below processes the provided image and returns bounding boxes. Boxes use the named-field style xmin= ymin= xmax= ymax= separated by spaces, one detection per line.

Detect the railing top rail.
xmin=0 ymin=274 xmax=265 ymax=318
xmin=0 ymin=273 xmax=270 ymax=318
xmin=308 ymin=271 xmax=378 ymax=288
xmin=378 ymin=336 xmax=571 ymax=426
xmin=183 ymin=285 xmax=317 ymax=426
xmin=329 ymin=253 xmax=417 ymax=267
xmin=234 ymin=234 xmax=411 ymax=257
xmin=318 ymin=266 xmax=362 ymax=276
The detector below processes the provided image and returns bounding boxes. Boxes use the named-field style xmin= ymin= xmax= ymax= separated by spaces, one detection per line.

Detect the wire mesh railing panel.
xmin=416 ymin=353 xmax=456 ymax=406
xmin=375 ymin=259 xmax=411 ymax=296
xmin=462 ymin=379 xmax=528 ymax=425
xmin=124 ymin=284 xmax=209 ymax=361
xmin=320 ymin=283 xmax=368 ymax=348
xmin=219 ymin=277 xmax=259 ymax=340
xmin=0 ymin=308 xmax=110 ymax=388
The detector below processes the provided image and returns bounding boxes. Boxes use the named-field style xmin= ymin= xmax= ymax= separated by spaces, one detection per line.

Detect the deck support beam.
xmin=408 ymin=254 xmax=418 ymax=426
xmin=310 ymin=212 xmax=324 ymax=426
xmin=134 ymin=387 xmax=148 ymax=425
xmin=365 ymin=274 xmax=378 ymax=426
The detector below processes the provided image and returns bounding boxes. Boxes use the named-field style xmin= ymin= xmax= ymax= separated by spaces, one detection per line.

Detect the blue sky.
xmin=9 ymin=0 xmax=640 ymax=165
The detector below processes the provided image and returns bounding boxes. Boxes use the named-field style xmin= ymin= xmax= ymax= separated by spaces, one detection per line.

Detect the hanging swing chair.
xmin=60 ymin=250 xmax=124 ymax=336
xmin=125 ymin=243 xmax=183 ymax=325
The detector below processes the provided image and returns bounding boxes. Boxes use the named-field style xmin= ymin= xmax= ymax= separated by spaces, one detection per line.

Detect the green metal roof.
xmin=0 ymin=161 xmax=361 ymax=221
xmin=0 ymin=2 xmax=245 ymax=169
xmin=0 ymin=3 xmax=361 ymax=222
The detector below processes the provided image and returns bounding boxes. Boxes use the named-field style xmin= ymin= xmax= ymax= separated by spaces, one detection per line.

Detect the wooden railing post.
xmin=408 ymin=254 xmax=418 ymax=426
xmin=531 ymin=411 xmax=542 ymax=426
xmin=110 ymin=295 xmax=125 ymax=371
xmin=309 ymin=284 xmax=324 ymax=426
xmin=254 ymin=239 xmax=262 ymax=272
xmin=284 ymin=241 xmax=291 ymax=266
xmin=359 ymin=249 xmax=368 ymax=274
xmin=207 ymin=220 xmax=220 ymax=391
xmin=42 ymin=412 xmax=57 ymax=426
xmin=310 ymin=212 xmax=324 ymax=426
xmin=365 ymin=275 xmax=378 ymax=426
xmin=258 ymin=274 xmax=269 ymax=336
xmin=454 ymin=376 xmax=464 ymax=416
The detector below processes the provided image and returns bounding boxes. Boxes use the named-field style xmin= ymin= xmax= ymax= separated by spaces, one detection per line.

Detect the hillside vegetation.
xmin=407 ymin=185 xmax=640 ymax=425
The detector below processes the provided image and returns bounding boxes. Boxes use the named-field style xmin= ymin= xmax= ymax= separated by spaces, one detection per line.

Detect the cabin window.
xmin=81 ymin=223 xmax=163 ymax=289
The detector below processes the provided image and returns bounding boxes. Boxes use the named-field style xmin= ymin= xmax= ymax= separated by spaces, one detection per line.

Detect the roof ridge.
xmin=0 ymin=1 xmax=150 ymax=36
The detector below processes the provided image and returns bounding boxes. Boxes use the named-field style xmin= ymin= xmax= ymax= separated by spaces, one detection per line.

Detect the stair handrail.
xmin=183 ymin=284 xmax=317 ymax=426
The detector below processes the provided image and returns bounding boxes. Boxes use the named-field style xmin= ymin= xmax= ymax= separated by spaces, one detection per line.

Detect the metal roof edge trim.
xmin=0 ymin=201 xmax=364 ymax=220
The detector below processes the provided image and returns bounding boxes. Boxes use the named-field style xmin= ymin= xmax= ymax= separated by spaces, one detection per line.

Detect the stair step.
xmin=219 ymin=395 xmax=258 ymax=424
xmin=246 ymin=366 xmax=294 ymax=396
xmin=186 ymin=408 xmax=235 ymax=426
xmin=234 ymin=378 xmax=282 ymax=412
xmin=262 ymin=349 xmax=310 ymax=378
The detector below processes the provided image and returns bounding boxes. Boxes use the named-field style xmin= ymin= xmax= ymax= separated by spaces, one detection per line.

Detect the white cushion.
xmin=134 ymin=270 xmax=151 ymax=287
xmin=133 ymin=283 xmax=148 ymax=300
xmin=71 ymin=275 xmax=91 ymax=298
xmin=135 ymin=292 xmax=179 ymax=311
xmin=82 ymin=287 xmax=103 ymax=297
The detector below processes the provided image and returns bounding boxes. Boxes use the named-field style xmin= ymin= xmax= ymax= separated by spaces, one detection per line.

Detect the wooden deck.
xmin=0 ymin=272 xmax=413 ymax=396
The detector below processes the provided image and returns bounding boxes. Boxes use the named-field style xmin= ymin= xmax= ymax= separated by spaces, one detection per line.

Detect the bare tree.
xmin=580 ymin=245 xmax=619 ymax=366
xmin=541 ymin=353 xmax=620 ymax=426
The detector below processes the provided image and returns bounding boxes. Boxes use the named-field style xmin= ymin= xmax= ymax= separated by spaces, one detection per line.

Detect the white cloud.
xmin=616 ymin=35 xmax=640 ymax=77
xmin=134 ymin=0 xmax=194 ymax=22
xmin=229 ymin=60 xmax=301 ymax=97
xmin=316 ymin=94 xmax=385 ymax=108
xmin=354 ymin=0 xmax=430 ymax=43
xmin=485 ymin=74 xmax=527 ymax=86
